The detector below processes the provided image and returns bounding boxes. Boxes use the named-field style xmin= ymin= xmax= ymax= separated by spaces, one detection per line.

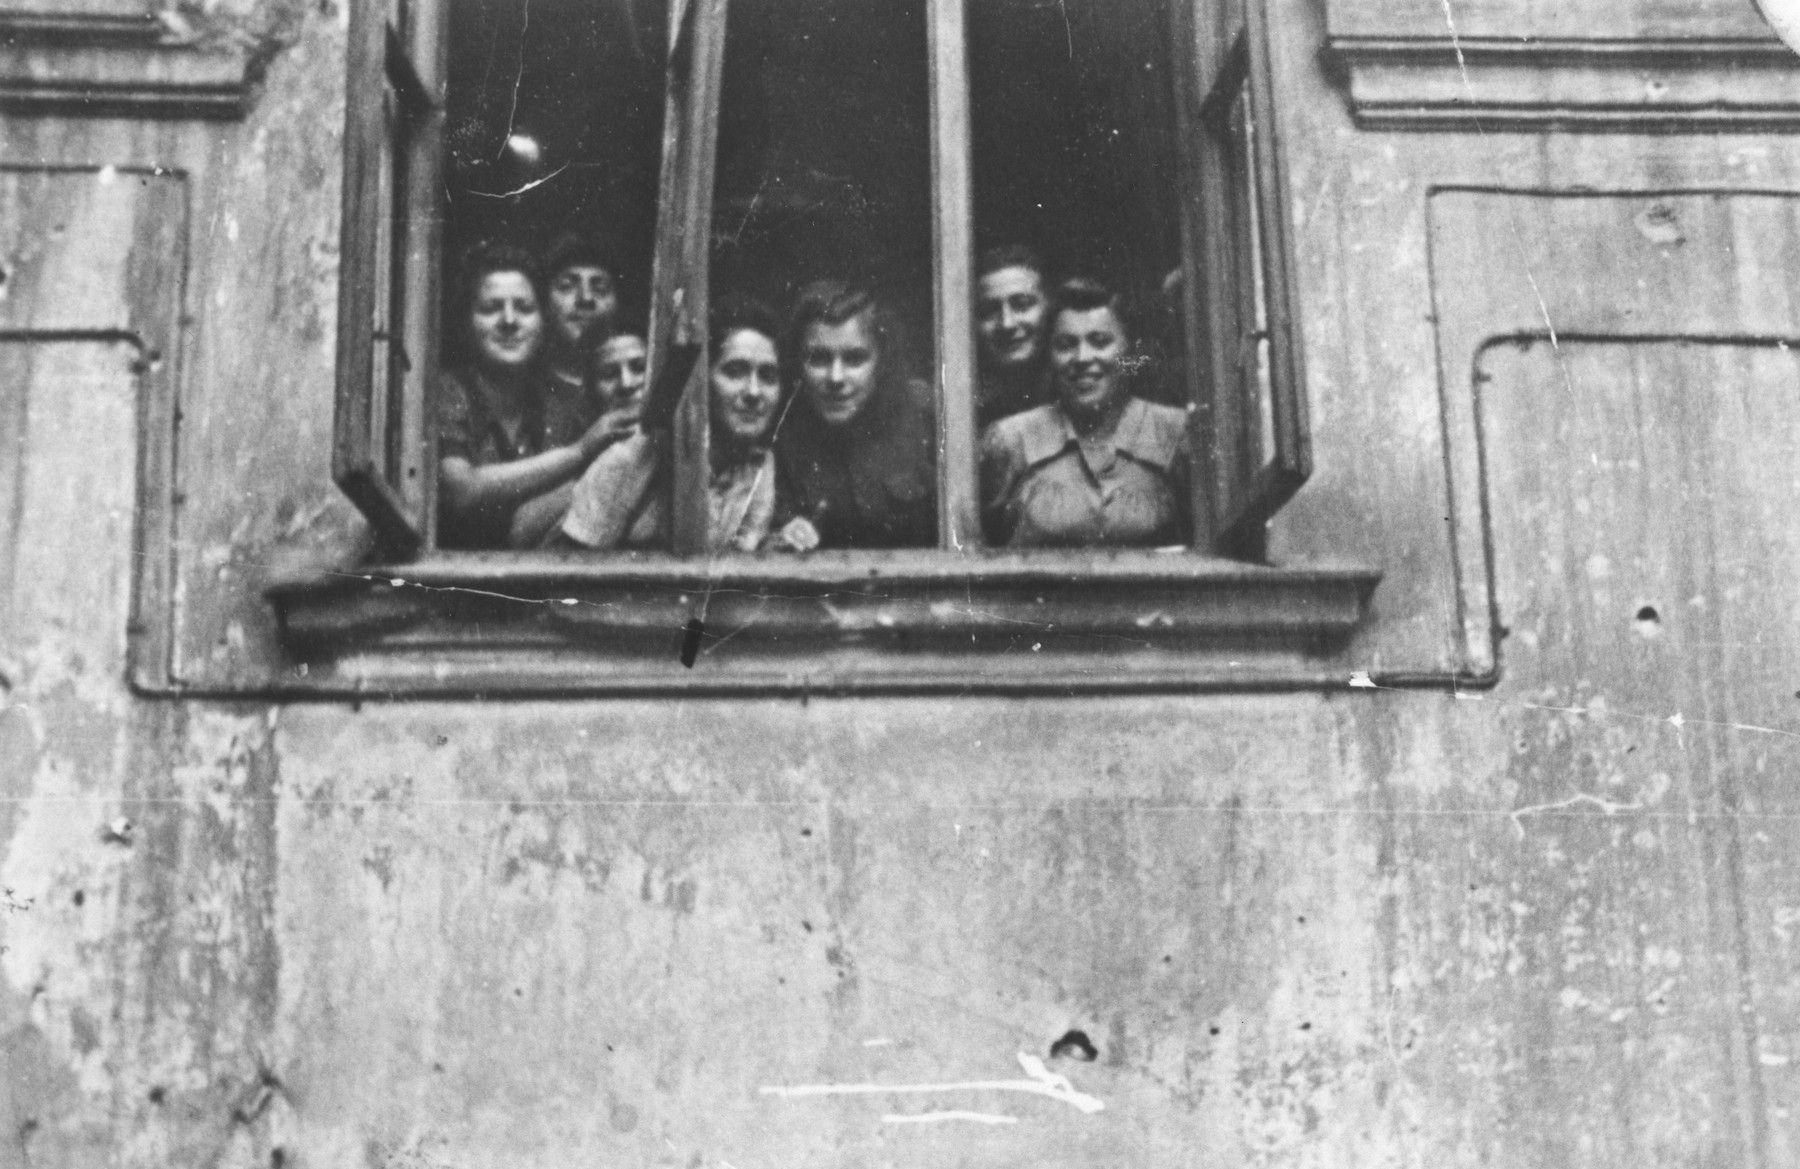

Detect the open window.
xmin=334 ymin=0 xmax=443 ymax=556
xmin=284 ymin=0 xmax=1378 ymax=694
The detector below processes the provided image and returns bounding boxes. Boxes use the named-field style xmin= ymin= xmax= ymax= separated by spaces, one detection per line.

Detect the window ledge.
xmin=262 ymin=550 xmax=1381 ymax=696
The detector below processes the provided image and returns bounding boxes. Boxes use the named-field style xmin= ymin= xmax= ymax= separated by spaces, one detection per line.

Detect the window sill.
xmin=264 ymin=550 xmax=1381 ymax=696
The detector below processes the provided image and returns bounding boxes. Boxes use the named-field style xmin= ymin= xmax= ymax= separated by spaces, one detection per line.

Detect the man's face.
xmin=547 ymin=264 xmax=618 ymax=350
xmin=592 ymin=334 xmax=648 ymax=413
xmin=976 ymin=265 xmax=1047 ymax=372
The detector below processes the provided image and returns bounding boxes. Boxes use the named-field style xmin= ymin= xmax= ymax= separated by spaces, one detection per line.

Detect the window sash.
xmin=335 ymin=0 xmax=441 ymax=556
xmin=645 ymin=0 xmax=730 ymax=557
xmin=928 ymin=0 xmax=981 ymax=551
xmin=1187 ymin=0 xmax=1311 ymax=558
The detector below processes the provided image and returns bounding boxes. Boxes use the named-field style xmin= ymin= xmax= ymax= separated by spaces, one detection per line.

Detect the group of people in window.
xmin=438 ymin=236 xmax=1193 ymax=553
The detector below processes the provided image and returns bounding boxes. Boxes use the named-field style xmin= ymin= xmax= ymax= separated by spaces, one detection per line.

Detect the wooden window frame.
xmin=283 ymin=0 xmax=1378 ymax=696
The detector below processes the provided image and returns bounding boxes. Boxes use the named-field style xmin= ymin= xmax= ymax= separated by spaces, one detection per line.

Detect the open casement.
xmin=643 ymin=0 xmax=730 ymax=556
xmin=1179 ymin=0 xmax=1311 ymax=559
xmin=334 ymin=0 xmax=444 ymax=556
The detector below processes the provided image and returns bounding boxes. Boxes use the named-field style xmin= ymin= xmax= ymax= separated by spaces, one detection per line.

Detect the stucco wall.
xmin=4 ymin=0 xmax=1800 ymax=1165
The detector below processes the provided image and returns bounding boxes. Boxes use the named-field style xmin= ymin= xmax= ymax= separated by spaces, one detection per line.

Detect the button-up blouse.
xmin=980 ymin=397 xmax=1193 ymax=548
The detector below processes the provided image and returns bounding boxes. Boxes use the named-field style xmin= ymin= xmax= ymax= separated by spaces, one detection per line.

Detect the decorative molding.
xmin=1325 ymin=36 xmax=1800 ymax=131
xmin=263 ymin=552 xmax=1383 ymax=697
xmin=0 ymin=9 xmax=252 ymax=119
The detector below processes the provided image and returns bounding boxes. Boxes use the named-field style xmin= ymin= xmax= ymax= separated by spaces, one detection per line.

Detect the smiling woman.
xmin=981 ymin=276 xmax=1193 ymax=547
xmin=436 ymin=245 xmax=633 ymax=549
xmin=545 ymin=295 xmax=797 ymax=553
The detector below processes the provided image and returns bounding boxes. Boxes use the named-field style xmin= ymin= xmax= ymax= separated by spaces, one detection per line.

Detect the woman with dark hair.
xmin=775 ymin=279 xmax=937 ymax=549
xmin=980 ymin=276 xmax=1193 ymax=547
xmin=545 ymin=295 xmax=799 ymax=553
xmin=436 ymin=243 xmax=632 ymax=549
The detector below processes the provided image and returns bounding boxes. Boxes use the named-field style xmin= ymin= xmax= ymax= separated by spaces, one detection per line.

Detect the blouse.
xmin=775 ymin=376 xmax=938 ymax=549
xmin=980 ymin=397 xmax=1193 ymax=548
xmin=436 ymin=367 xmax=551 ymax=550
xmin=559 ymin=431 xmax=777 ymax=553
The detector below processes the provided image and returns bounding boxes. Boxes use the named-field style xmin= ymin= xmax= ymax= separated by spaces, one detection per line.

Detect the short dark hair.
xmin=710 ymin=293 xmax=781 ymax=357
xmin=1051 ymin=275 xmax=1132 ymax=343
xmin=452 ymin=242 xmax=543 ymax=359
xmin=977 ymin=244 xmax=1046 ymax=282
xmin=541 ymin=232 xmax=614 ymax=281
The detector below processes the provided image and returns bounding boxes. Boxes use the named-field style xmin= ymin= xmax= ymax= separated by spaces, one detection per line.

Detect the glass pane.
xmin=970 ymin=0 xmax=1196 ymax=549
xmin=435 ymin=0 xmax=668 ymax=551
xmin=712 ymin=0 xmax=939 ymax=551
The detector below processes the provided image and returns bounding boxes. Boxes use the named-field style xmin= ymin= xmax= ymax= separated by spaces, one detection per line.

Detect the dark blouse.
xmin=436 ymin=367 xmax=551 ymax=550
xmin=775 ymin=376 xmax=938 ymax=549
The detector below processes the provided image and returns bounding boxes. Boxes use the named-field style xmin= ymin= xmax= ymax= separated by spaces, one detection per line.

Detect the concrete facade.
xmin=4 ymin=0 xmax=1800 ymax=1165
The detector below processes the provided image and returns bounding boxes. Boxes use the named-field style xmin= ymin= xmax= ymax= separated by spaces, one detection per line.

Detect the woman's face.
xmin=1049 ymin=305 xmax=1128 ymax=422
xmin=800 ymin=312 xmax=879 ymax=427
xmin=592 ymin=333 xmax=648 ymax=413
xmin=710 ymin=328 xmax=781 ymax=447
xmin=470 ymin=271 xmax=544 ymax=371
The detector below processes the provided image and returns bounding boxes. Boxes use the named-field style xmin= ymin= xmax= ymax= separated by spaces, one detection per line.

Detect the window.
xmin=275 ymin=0 xmax=1378 ymax=693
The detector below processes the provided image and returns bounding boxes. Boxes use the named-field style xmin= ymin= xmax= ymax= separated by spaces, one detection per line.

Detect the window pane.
xmin=711 ymin=0 xmax=939 ymax=551
xmin=435 ymin=0 xmax=668 ymax=551
xmin=970 ymin=0 xmax=1196 ymax=550
xmin=443 ymin=0 xmax=665 ymax=284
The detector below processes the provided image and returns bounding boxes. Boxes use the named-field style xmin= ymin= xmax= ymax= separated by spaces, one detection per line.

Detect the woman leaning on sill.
xmin=540 ymin=295 xmax=817 ymax=554
xmin=435 ymin=243 xmax=636 ymax=550
xmin=979 ymin=276 xmax=1194 ymax=548
xmin=774 ymin=279 xmax=938 ymax=550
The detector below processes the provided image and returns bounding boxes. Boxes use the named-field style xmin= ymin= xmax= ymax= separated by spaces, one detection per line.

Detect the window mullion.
xmin=648 ymin=0 xmax=729 ymax=557
xmin=395 ymin=4 xmax=445 ymax=549
xmin=927 ymin=0 xmax=979 ymax=552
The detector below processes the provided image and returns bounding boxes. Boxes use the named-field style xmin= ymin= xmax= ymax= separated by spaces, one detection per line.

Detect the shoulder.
xmin=1117 ymin=398 xmax=1190 ymax=470
xmin=437 ymin=368 xmax=480 ymax=416
xmin=985 ymin=404 xmax=1072 ymax=469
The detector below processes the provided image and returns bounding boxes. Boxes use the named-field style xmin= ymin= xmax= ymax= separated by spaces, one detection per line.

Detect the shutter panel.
xmin=1186 ymin=0 xmax=1310 ymax=559
xmin=333 ymin=0 xmax=443 ymax=556
xmin=642 ymin=0 xmax=730 ymax=555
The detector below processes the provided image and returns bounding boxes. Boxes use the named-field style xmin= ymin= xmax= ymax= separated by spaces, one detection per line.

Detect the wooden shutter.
xmin=1179 ymin=0 xmax=1310 ymax=559
xmin=642 ymin=0 xmax=730 ymax=555
xmin=334 ymin=0 xmax=444 ymax=556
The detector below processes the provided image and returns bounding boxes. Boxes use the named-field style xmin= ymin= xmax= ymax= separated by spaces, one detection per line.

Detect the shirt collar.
xmin=1017 ymin=397 xmax=1177 ymax=469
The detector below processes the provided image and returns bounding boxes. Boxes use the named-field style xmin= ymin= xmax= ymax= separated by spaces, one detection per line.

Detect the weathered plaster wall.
xmin=3 ymin=0 xmax=1800 ymax=1165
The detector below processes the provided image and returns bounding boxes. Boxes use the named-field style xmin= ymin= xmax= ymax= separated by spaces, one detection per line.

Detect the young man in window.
xmin=974 ymin=245 xmax=1055 ymax=428
xmin=540 ymin=233 xmax=622 ymax=447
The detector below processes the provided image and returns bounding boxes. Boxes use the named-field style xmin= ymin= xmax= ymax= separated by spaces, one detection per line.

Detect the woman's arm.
xmin=440 ymin=410 xmax=636 ymax=527
xmin=507 ymin=480 xmax=577 ymax=548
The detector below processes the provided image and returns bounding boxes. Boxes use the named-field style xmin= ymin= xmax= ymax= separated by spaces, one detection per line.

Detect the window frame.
xmin=288 ymin=0 xmax=1380 ymax=695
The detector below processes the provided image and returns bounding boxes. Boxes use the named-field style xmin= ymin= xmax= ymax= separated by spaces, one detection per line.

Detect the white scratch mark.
xmin=498 ymin=0 xmax=530 ymax=158
xmin=469 ymin=163 xmax=570 ymax=200
xmin=882 ymin=1111 xmax=1019 ymax=1126
xmin=1510 ymin=793 xmax=1643 ymax=839
xmin=1436 ymin=0 xmax=1472 ymax=94
xmin=862 ymin=1037 xmax=895 ymax=1048
xmin=761 ymin=1052 xmax=1104 ymax=1114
